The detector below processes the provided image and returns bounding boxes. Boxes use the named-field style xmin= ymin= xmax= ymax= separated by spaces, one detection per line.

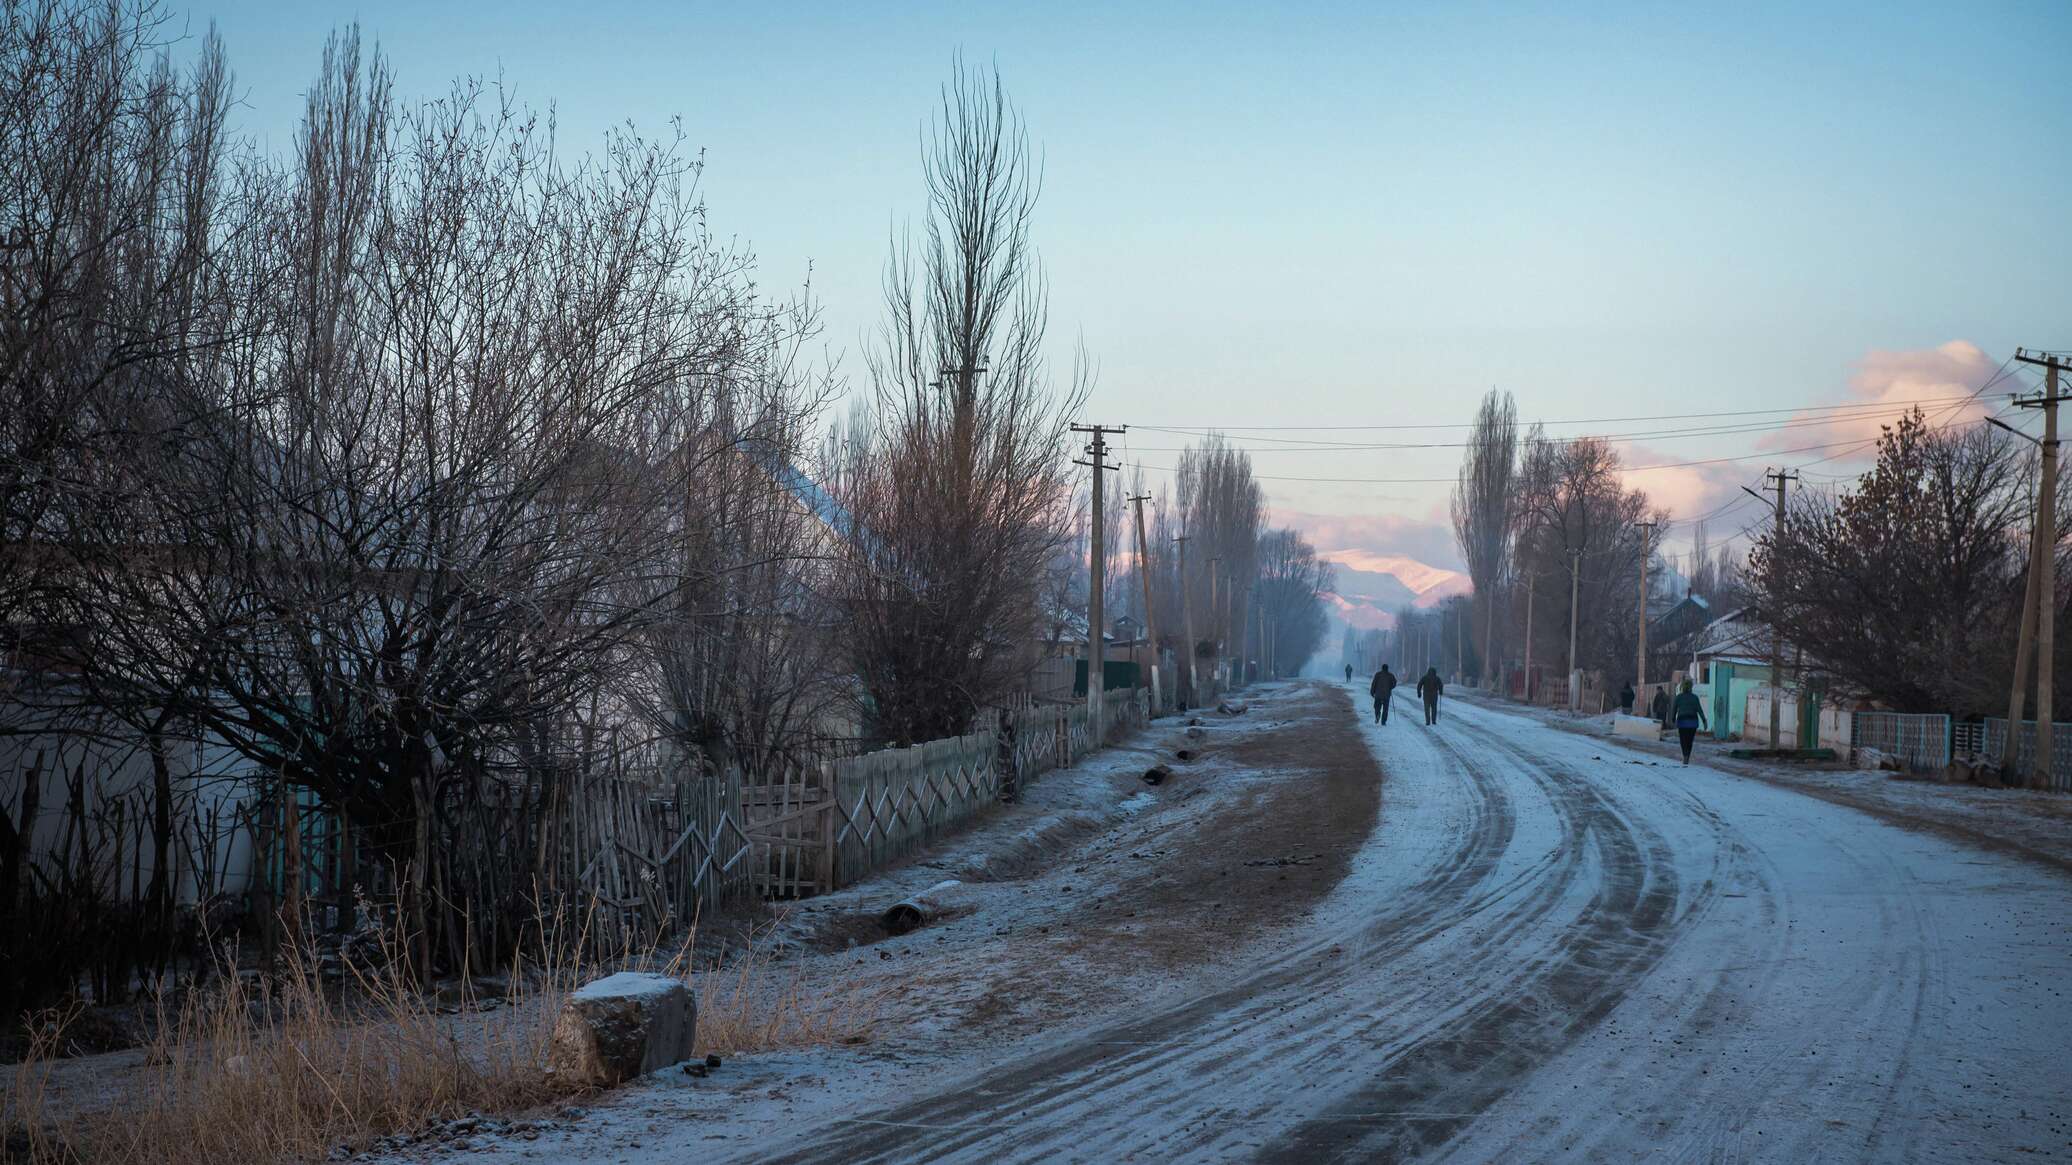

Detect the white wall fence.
xmin=1848 ymin=710 xmax=1952 ymax=773
xmin=1978 ymin=718 xmax=2072 ymax=793
xmin=1743 ymin=689 xmax=1856 ymax=753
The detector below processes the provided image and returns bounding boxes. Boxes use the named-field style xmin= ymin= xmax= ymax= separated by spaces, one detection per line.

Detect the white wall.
xmin=1 ymin=686 xmax=268 ymax=904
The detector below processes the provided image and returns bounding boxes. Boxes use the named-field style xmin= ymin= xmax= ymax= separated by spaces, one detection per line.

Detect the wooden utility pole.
xmin=1175 ymin=534 xmax=1197 ymax=706
xmin=1524 ymin=569 xmax=1536 ymax=702
xmin=1073 ymin=424 xmax=1125 ymax=742
xmin=1636 ymin=520 xmax=1657 ymax=699
xmin=2014 ymin=349 xmax=2071 ymax=788
xmin=2002 ymin=460 xmax=2045 ymax=760
xmin=1566 ymin=548 xmax=1581 ymax=708
xmin=1482 ymin=580 xmax=1498 ymax=689
xmin=1454 ymin=602 xmax=1463 ymax=682
xmin=1129 ymin=493 xmax=1161 ymax=712
xmin=1764 ymin=471 xmax=1796 ymax=749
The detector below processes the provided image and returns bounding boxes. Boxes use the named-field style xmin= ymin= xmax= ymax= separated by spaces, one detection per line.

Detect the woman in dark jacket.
xmin=1671 ymin=679 xmax=1708 ymax=764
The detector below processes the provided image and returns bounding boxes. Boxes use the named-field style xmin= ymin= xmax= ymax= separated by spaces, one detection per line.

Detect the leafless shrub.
xmin=833 ymin=59 xmax=1082 ymax=744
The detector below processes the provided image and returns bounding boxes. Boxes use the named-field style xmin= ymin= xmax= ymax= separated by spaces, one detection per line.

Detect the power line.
xmin=1123 ymin=403 xmax=1963 ymax=453
xmin=1130 ymin=395 xmax=1982 ymax=435
xmin=1128 ymin=435 xmax=1907 ymax=484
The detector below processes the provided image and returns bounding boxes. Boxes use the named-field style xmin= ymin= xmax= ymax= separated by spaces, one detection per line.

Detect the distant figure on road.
xmin=1345 ymin=663 xmax=1353 ymax=684
xmin=1417 ymin=667 xmax=1444 ymax=725
xmin=1370 ymin=665 xmax=1397 ymax=724
xmin=1619 ymin=680 xmax=1635 ymax=714
xmin=1672 ymin=680 xmax=1708 ymax=764
xmin=1651 ymin=686 xmax=1671 ymax=728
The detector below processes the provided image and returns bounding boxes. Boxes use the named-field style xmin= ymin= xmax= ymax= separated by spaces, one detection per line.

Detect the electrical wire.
xmin=1130 ymin=395 xmax=1981 ymax=434
xmin=1123 ymin=403 xmax=1962 ymax=453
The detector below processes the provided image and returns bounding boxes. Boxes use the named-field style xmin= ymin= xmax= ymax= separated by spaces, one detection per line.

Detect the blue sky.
xmin=189 ymin=0 xmax=2071 ymax=567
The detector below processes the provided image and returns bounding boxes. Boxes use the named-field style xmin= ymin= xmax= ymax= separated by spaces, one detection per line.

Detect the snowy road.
xmin=517 ymin=687 xmax=2070 ymax=1163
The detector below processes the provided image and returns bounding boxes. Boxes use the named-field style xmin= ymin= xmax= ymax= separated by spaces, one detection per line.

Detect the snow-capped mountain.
xmin=1322 ymin=550 xmax=1471 ymax=630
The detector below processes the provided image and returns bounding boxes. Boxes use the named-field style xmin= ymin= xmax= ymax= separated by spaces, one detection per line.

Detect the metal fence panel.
xmin=1849 ymin=711 xmax=1951 ymax=773
xmin=1980 ymin=718 xmax=2072 ymax=792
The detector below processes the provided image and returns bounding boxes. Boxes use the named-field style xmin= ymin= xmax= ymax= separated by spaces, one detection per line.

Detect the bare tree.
xmin=1 ymin=0 xmax=234 ymax=700
xmin=61 ymin=29 xmax=813 ymax=970
xmin=1510 ymin=432 xmax=1664 ymax=683
xmin=1175 ymin=437 xmax=1262 ymax=686
xmin=834 ymin=60 xmax=1082 ymax=744
xmin=1751 ymin=411 xmax=2038 ymax=713
xmin=1255 ymin=528 xmax=1334 ymax=676
xmin=1451 ymin=389 xmax=1517 ymax=685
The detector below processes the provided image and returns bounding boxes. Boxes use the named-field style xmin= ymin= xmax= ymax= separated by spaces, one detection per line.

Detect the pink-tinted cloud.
xmin=1275 ymin=509 xmax=1465 ymax=572
xmin=1619 ymin=449 xmax=1753 ymax=524
xmin=1758 ymin=340 xmax=2001 ymax=453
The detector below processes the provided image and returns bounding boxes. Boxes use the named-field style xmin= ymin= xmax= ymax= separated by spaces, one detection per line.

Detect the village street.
xmin=441 ymin=683 xmax=2070 ymax=1164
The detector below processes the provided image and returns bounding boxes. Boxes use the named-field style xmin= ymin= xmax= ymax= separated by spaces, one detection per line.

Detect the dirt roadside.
xmin=788 ymin=679 xmax=1387 ymax=1041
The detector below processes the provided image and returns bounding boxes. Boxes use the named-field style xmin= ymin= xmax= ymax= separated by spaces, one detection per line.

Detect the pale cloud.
xmin=1758 ymin=340 xmax=2002 ymax=453
xmin=1276 ymin=509 xmax=1465 ymax=572
xmin=1619 ymin=449 xmax=1753 ymax=526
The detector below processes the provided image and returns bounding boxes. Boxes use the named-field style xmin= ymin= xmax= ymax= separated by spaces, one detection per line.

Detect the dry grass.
xmin=671 ymin=912 xmax=885 ymax=1056
xmin=2 ymin=906 xmax=881 ymax=1165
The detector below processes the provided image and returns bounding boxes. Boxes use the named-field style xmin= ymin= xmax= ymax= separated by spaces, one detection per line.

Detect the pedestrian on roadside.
xmin=1672 ymin=679 xmax=1708 ymax=764
xmin=1619 ymin=680 xmax=1636 ymax=714
xmin=1651 ymin=685 xmax=1670 ymax=729
xmin=1418 ymin=666 xmax=1444 ymax=725
xmin=1345 ymin=663 xmax=1354 ymax=685
xmin=1370 ymin=665 xmax=1397 ymax=724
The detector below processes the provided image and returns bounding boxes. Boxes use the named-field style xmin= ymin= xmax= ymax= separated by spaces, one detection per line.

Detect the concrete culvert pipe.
xmin=880 ymin=879 xmax=966 ymax=936
xmin=1143 ymin=764 xmax=1173 ymax=786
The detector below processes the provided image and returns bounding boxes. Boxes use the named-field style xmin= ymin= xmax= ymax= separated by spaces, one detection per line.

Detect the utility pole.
xmin=1454 ymin=602 xmax=1463 ymax=682
xmin=1524 ymin=569 xmax=1536 ymax=702
xmin=1750 ymin=471 xmax=1797 ymax=750
xmin=1636 ymin=520 xmax=1657 ymax=701
xmin=2014 ymin=349 xmax=2071 ymax=788
xmin=1175 ymin=534 xmax=1197 ymax=707
xmin=1073 ymin=424 xmax=1124 ymax=743
xmin=1129 ymin=493 xmax=1162 ymax=712
xmin=1482 ymin=578 xmax=1498 ymax=690
xmin=1997 ymin=417 xmax=2050 ymax=778
xmin=1567 ymin=548 xmax=1581 ymax=709
xmin=1208 ymin=555 xmax=1224 ymax=689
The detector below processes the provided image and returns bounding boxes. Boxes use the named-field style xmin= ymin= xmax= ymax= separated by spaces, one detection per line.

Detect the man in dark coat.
xmin=1651 ymin=686 xmax=1671 ymax=728
xmin=1619 ymin=680 xmax=1636 ymax=714
xmin=1369 ymin=665 xmax=1397 ymax=724
xmin=1417 ymin=667 xmax=1444 ymax=725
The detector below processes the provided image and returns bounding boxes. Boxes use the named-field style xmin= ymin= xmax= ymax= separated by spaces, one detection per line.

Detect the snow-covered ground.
xmin=427 ymin=684 xmax=2071 ymax=1163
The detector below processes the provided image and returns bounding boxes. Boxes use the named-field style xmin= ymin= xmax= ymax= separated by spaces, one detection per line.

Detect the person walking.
xmin=1369 ymin=665 xmax=1397 ymax=724
xmin=1672 ymin=679 xmax=1708 ymax=764
xmin=1651 ymin=685 xmax=1671 ymax=729
xmin=1418 ymin=666 xmax=1444 ymax=726
xmin=1345 ymin=663 xmax=1354 ymax=685
xmin=1619 ymin=680 xmax=1636 ymax=714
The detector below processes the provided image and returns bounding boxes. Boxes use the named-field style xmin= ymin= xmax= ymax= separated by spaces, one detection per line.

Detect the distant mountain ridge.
xmin=1322 ymin=550 xmax=1470 ymax=631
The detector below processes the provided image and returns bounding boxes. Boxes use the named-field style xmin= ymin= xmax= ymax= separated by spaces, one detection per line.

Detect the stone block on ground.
xmin=1611 ymin=714 xmax=1662 ymax=740
xmin=547 ymin=972 xmax=696 ymax=1087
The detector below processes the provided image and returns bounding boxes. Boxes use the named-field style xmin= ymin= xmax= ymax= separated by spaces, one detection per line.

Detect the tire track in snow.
xmin=761 ymin=698 xmax=1520 ymax=1163
xmin=1264 ymin=704 xmax=1713 ymax=1161
xmin=762 ymin=692 xmax=1716 ymax=1163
